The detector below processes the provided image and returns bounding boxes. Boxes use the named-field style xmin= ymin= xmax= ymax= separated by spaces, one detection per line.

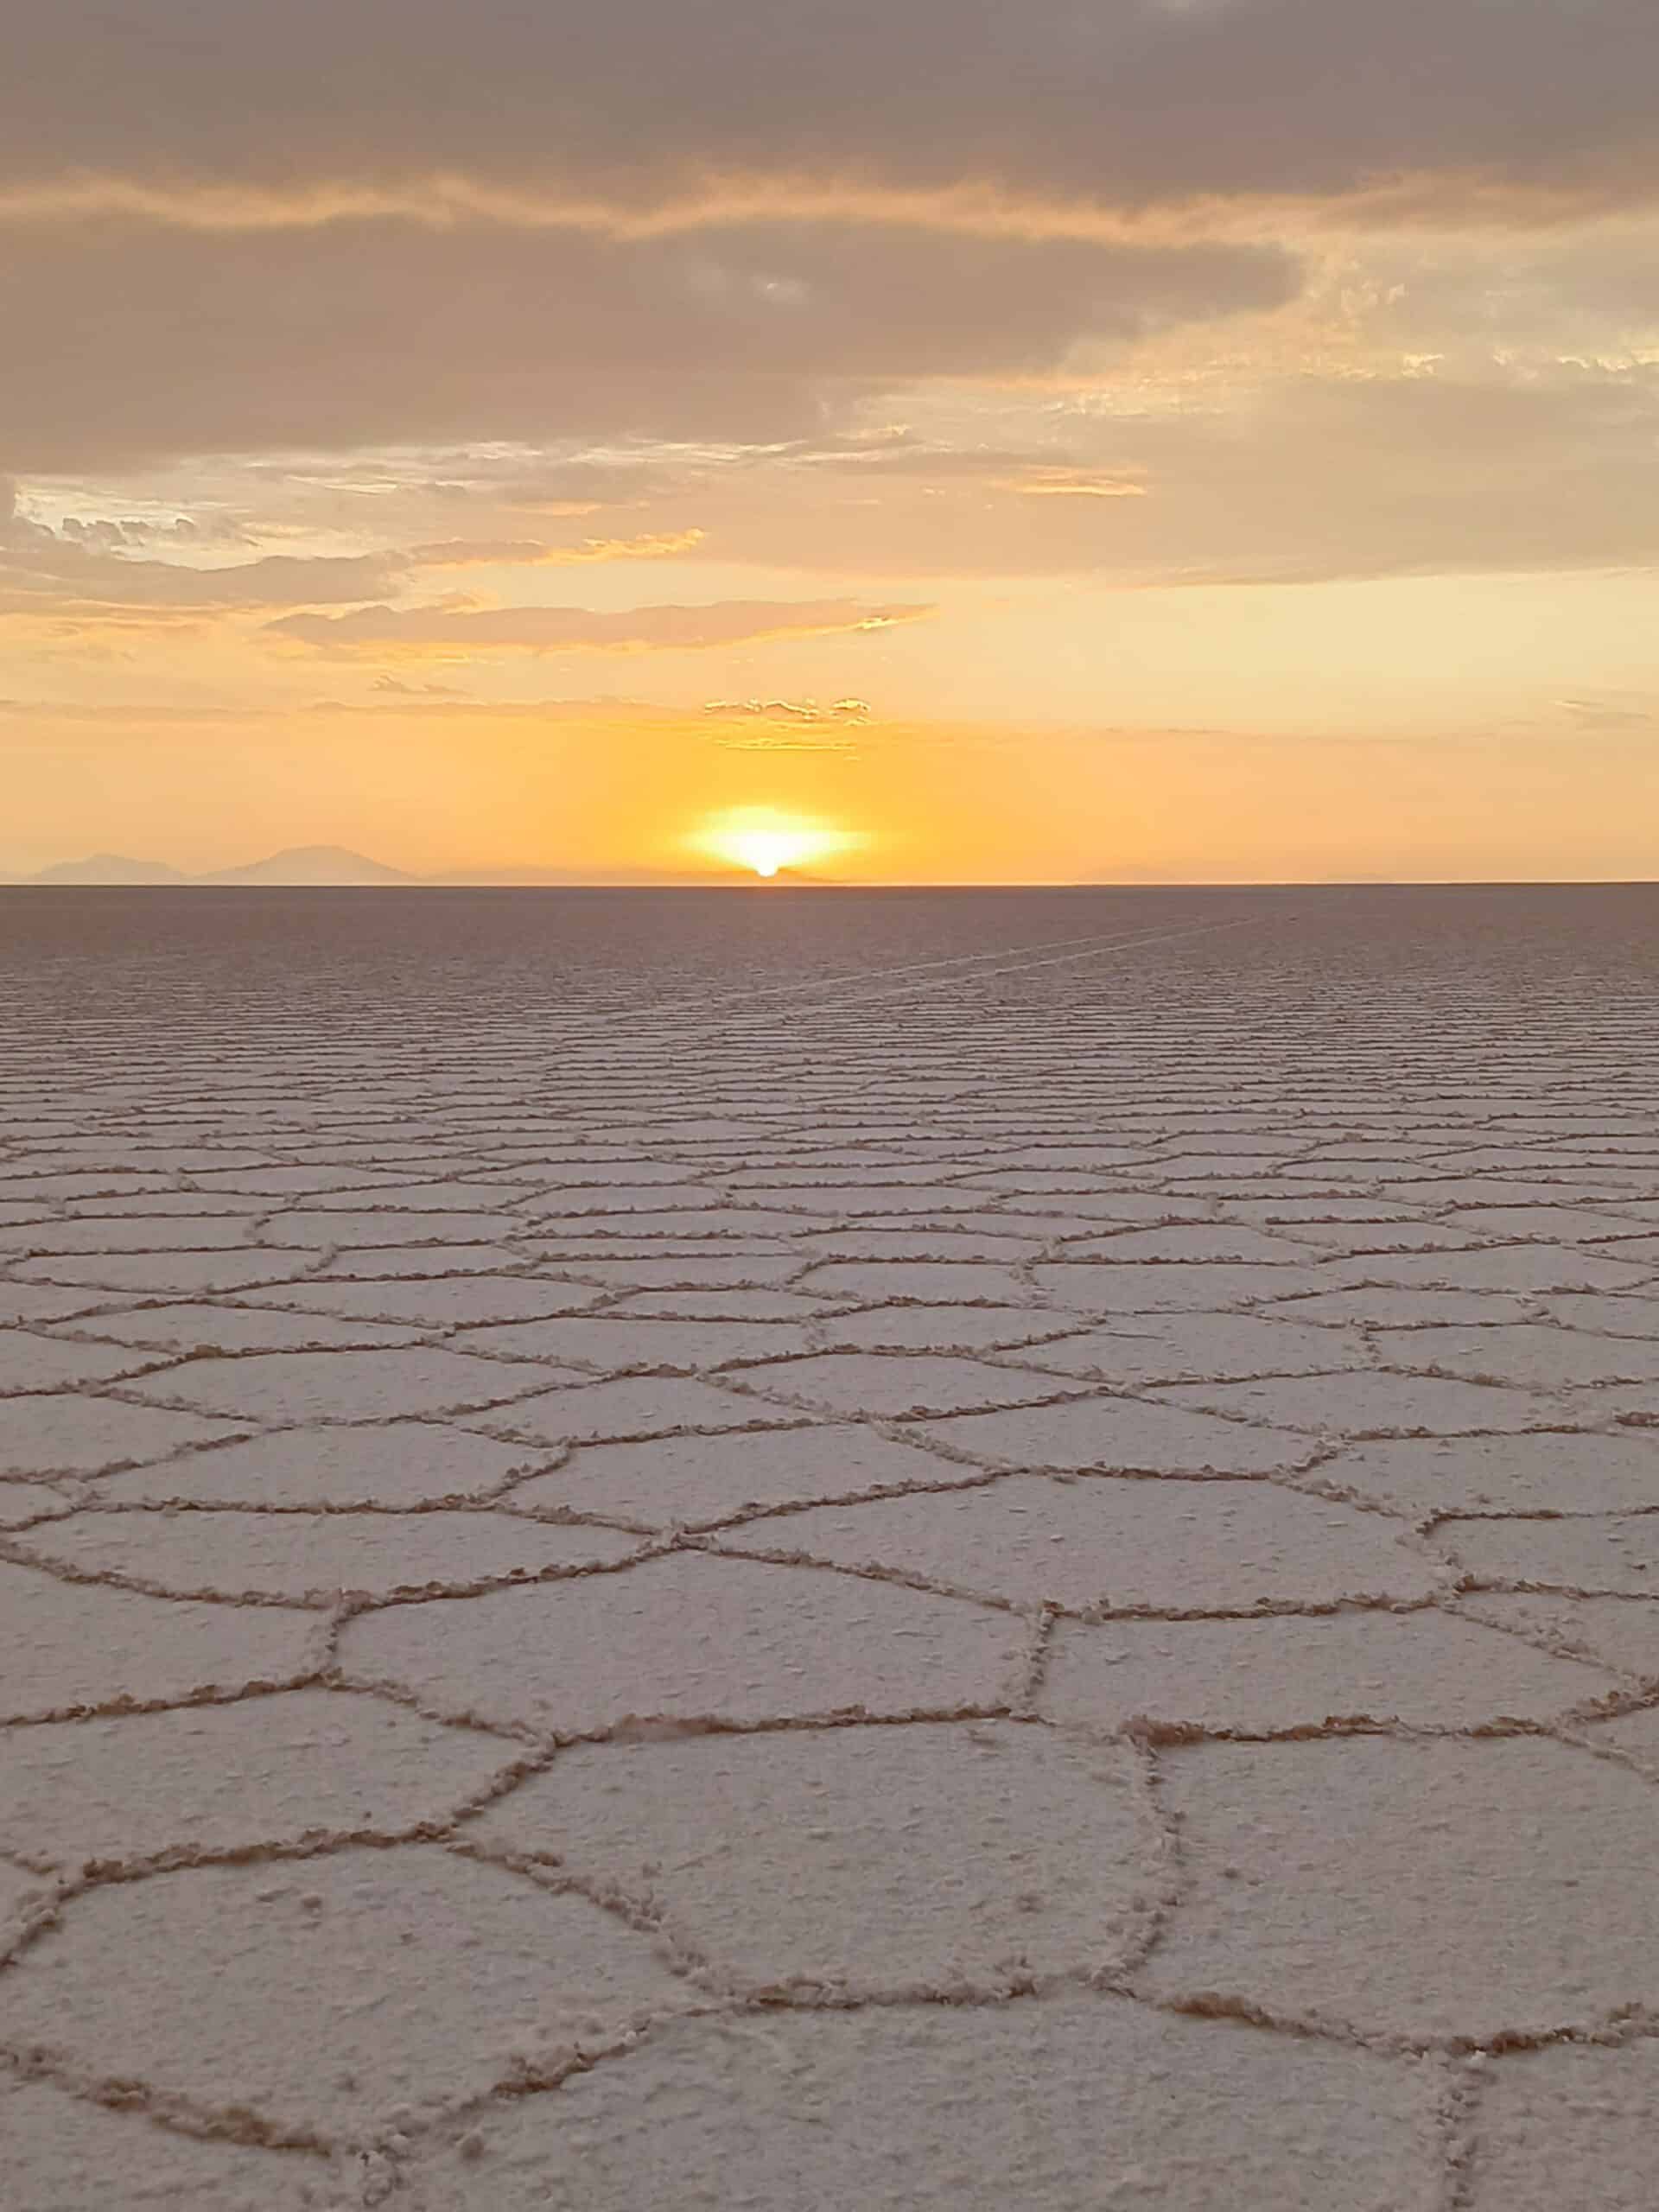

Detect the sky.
xmin=3 ymin=0 xmax=1658 ymax=881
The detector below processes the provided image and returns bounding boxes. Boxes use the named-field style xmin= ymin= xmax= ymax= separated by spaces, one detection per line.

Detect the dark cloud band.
xmin=9 ymin=1 xmax=1657 ymax=214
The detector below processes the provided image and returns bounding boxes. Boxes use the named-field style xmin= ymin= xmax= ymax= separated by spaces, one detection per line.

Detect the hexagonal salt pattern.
xmin=1040 ymin=1608 xmax=1617 ymax=1735
xmin=14 ymin=1505 xmax=641 ymax=1603
xmin=0 ymin=1689 xmax=521 ymax=1872
xmin=404 ymin=1996 xmax=1445 ymax=2210
xmin=1143 ymin=1737 xmax=1659 ymax=2040
xmin=715 ymin=1475 xmax=1440 ymax=1612
xmin=0 ymin=2075 xmax=339 ymax=2211
xmin=1468 ymin=2043 xmax=1659 ymax=2210
xmin=0 ymin=1847 xmax=687 ymax=2139
xmin=7 ymin=883 xmax=1659 ymax=2203
xmin=0 ymin=1560 xmax=315 ymax=1722
xmin=341 ymin=1552 xmax=1026 ymax=1734
xmin=473 ymin=1719 xmax=1166 ymax=1997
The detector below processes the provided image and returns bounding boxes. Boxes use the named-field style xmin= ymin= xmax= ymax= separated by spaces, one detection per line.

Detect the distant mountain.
xmin=196 ymin=845 xmax=416 ymax=887
xmin=24 ymin=853 xmax=189 ymax=886
xmin=12 ymin=845 xmax=834 ymax=887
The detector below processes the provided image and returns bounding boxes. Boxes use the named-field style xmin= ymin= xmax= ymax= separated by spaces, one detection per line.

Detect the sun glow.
xmin=693 ymin=806 xmax=861 ymax=880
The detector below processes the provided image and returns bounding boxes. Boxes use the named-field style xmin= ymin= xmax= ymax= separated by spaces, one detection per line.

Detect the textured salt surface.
xmin=2 ymin=881 xmax=1657 ymax=2206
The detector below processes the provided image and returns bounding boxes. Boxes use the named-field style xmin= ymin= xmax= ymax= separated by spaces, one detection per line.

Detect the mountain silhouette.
xmin=23 ymin=853 xmax=189 ymax=886
xmin=10 ymin=846 xmax=846 ymax=887
xmin=198 ymin=845 xmax=416 ymax=886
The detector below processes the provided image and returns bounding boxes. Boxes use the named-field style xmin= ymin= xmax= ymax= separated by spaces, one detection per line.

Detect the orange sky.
xmin=3 ymin=3 xmax=1657 ymax=881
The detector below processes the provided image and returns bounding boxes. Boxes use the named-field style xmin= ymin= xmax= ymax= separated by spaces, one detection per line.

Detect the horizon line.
xmin=8 ymin=876 xmax=1658 ymax=892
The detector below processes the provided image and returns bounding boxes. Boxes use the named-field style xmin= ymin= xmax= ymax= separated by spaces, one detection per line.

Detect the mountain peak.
xmin=200 ymin=845 xmax=415 ymax=886
xmin=24 ymin=854 xmax=188 ymax=886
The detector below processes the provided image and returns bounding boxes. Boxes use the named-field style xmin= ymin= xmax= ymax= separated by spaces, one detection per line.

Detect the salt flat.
xmin=2 ymin=882 xmax=1657 ymax=2209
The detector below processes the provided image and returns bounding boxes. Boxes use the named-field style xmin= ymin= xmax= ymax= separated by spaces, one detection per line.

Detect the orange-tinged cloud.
xmin=9 ymin=0 xmax=1659 ymax=239
xmin=264 ymin=598 xmax=935 ymax=659
xmin=7 ymin=170 xmax=1655 ymax=245
xmin=0 ymin=487 xmax=707 ymax=624
xmin=1004 ymin=472 xmax=1148 ymax=499
xmin=410 ymin=529 xmax=706 ymax=568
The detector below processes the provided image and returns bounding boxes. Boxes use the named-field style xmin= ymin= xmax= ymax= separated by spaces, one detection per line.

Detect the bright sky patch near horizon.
xmin=3 ymin=2 xmax=1657 ymax=883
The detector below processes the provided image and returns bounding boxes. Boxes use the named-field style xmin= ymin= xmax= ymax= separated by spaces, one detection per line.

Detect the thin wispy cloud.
xmin=266 ymin=599 xmax=935 ymax=658
xmin=703 ymin=697 xmax=869 ymax=721
xmin=410 ymin=530 xmax=705 ymax=569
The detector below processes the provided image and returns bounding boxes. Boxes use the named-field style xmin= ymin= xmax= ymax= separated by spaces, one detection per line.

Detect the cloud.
xmin=409 ymin=529 xmax=705 ymax=568
xmin=24 ymin=347 xmax=1654 ymax=606
xmin=0 ymin=698 xmax=276 ymax=726
xmin=636 ymin=357 xmax=1659 ymax=585
xmin=265 ymin=597 xmax=934 ymax=658
xmin=777 ymin=441 xmax=1151 ymax=497
xmin=1 ymin=486 xmax=410 ymax=612
xmin=0 ymin=691 xmax=882 ymax=731
xmin=0 ymin=488 xmax=710 ymax=623
xmin=369 ymin=673 xmax=470 ymax=700
xmin=1007 ymin=471 xmax=1147 ymax=499
xmin=703 ymin=696 xmax=870 ymax=722
xmin=1554 ymin=693 xmax=1659 ymax=734
xmin=8 ymin=14 xmax=1658 ymax=618
xmin=495 ymin=461 xmax=685 ymax=512
xmin=6 ymin=3 xmax=1658 ymax=228
xmin=701 ymin=695 xmax=871 ymax=747
xmin=0 ymin=219 xmax=1295 ymax=470
xmin=2 ymin=549 xmax=404 ymax=615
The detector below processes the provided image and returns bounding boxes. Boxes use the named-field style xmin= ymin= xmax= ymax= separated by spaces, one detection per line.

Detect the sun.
xmin=728 ymin=830 xmax=794 ymax=879
xmin=693 ymin=806 xmax=861 ymax=880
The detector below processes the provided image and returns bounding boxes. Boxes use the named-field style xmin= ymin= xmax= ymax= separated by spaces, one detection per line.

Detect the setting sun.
xmin=693 ymin=806 xmax=862 ymax=880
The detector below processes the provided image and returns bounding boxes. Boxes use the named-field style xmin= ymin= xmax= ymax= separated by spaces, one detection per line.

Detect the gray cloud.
xmin=0 ymin=221 xmax=1294 ymax=470
xmin=474 ymin=461 xmax=683 ymax=512
xmin=7 ymin=3 xmax=1657 ymax=219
